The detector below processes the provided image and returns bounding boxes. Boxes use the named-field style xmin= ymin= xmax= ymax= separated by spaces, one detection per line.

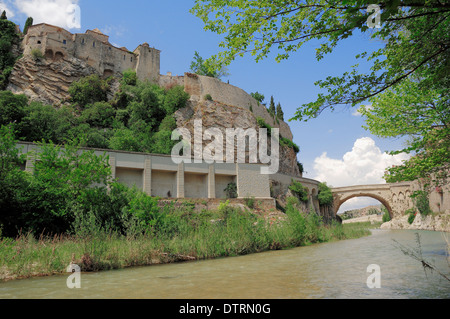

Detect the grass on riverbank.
xmin=0 ymin=204 xmax=374 ymax=282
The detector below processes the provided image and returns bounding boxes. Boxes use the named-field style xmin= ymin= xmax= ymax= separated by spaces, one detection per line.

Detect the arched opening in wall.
xmin=54 ymin=51 xmax=64 ymax=61
xmin=336 ymin=195 xmax=393 ymax=223
xmin=103 ymin=69 xmax=114 ymax=78
xmin=44 ymin=49 xmax=53 ymax=60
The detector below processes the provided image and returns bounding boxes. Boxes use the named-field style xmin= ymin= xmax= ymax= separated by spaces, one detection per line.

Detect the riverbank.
xmin=0 ymin=206 xmax=373 ymax=282
xmin=381 ymin=212 xmax=450 ymax=232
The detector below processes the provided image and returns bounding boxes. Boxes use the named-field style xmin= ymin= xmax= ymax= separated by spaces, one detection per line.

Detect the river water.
xmin=0 ymin=229 xmax=449 ymax=299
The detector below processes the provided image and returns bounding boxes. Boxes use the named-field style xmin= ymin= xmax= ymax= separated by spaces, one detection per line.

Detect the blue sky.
xmin=4 ymin=0 xmax=411 ymax=212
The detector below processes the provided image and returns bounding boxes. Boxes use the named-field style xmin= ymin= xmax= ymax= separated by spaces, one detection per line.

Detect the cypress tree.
xmin=1 ymin=11 xmax=7 ymax=20
xmin=276 ymin=103 xmax=284 ymax=121
xmin=23 ymin=17 xmax=33 ymax=35
xmin=269 ymin=96 xmax=276 ymax=117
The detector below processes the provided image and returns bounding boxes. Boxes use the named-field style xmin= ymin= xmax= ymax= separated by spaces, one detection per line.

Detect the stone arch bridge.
xmin=332 ymin=182 xmax=416 ymax=219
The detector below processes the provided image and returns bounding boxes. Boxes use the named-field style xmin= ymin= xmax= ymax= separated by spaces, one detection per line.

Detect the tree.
xmin=268 ymin=96 xmax=276 ymax=117
xmin=69 ymin=74 xmax=110 ymax=108
xmin=189 ymin=51 xmax=229 ymax=79
xmin=360 ymin=79 xmax=449 ymax=187
xmin=251 ymin=92 xmax=265 ymax=105
xmin=23 ymin=17 xmax=33 ymax=35
xmin=0 ymin=17 xmax=19 ymax=89
xmin=1 ymin=11 xmax=7 ymax=20
xmin=276 ymin=103 xmax=284 ymax=121
xmin=191 ymin=1 xmax=450 ymax=186
xmin=0 ymin=91 xmax=28 ymax=127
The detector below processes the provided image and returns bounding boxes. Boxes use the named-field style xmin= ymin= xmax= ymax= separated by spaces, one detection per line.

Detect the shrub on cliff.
xmin=317 ymin=183 xmax=333 ymax=207
xmin=69 ymin=74 xmax=110 ymax=108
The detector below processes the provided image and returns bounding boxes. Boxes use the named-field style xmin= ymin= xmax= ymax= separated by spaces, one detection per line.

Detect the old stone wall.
xmin=160 ymin=73 xmax=294 ymax=141
xmin=22 ymin=24 xmax=160 ymax=82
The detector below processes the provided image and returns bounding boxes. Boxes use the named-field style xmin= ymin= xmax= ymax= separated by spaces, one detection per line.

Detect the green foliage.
xmin=360 ymin=79 xmax=449 ymax=187
xmin=297 ymin=162 xmax=304 ymax=175
xmin=224 ymin=182 xmax=238 ymax=199
xmin=289 ymin=180 xmax=309 ymax=203
xmin=406 ymin=209 xmax=417 ymax=225
xmin=190 ymin=1 xmax=449 ymax=187
xmin=0 ymin=91 xmax=27 ymax=127
xmin=317 ymin=183 xmax=333 ymax=207
xmin=80 ymin=102 xmax=116 ymax=128
xmin=23 ymin=17 xmax=33 ymax=35
xmin=244 ymin=196 xmax=255 ymax=209
xmin=382 ymin=206 xmax=391 ymax=223
xmin=163 ymin=85 xmax=190 ymax=114
xmin=189 ymin=51 xmax=229 ymax=79
xmin=276 ymin=103 xmax=284 ymax=121
xmin=19 ymin=102 xmax=76 ymax=144
xmin=121 ymin=69 xmax=137 ymax=86
xmin=268 ymin=96 xmax=276 ymax=117
xmin=280 ymin=136 xmax=300 ymax=153
xmin=0 ymin=18 xmax=19 ymax=90
xmin=69 ymin=74 xmax=110 ymax=108
xmin=412 ymin=190 xmax=432 ymax=216
xmin=251 ymin=92 xmax=265 ymax=105
xmin=257 ymin=117 xmax=300 ymax=153
xmin=30 ymin=48 xmax=44 ymax=61
xmin=0 ymin=11 xmax=6 ymax=20
xmin=204 ymin=93 xmax=212 ymax=101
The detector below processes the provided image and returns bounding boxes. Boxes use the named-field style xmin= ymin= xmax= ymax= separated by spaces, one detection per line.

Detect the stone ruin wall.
xmin=160 ymin=73 xmax=294 ymax=141
xmin=22 ymin=23 xmax=160 ymax=82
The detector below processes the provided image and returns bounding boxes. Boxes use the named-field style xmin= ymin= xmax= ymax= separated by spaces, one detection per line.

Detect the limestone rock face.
xmin=8 ymin=54 xmax=301 ymax=178
xmin=381 ymin=213 xmax=450 ymax=232
xmin=174 ymin=100 xmax=301 ymax=177
xmin=7 ymin=55 xmax=99 ymax=106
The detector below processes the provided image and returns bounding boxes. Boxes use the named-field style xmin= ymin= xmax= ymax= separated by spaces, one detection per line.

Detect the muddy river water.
xmin=0 ymin=229 xmax=449 ymax=299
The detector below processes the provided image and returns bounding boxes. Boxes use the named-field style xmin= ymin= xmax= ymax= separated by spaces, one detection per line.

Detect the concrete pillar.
xmin=177 ymin=162 xmax=185 ymax=198
xmin=208 ymin=164 xmax=216 ymax=199
xmin=143 ymin=156 xmax=152 ymax=196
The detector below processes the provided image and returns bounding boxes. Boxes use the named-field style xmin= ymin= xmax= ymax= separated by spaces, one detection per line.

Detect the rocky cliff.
xmin=7 ymin=50 xmax=301 ymax=177
xmin=7 ymin=54 xmax=100 ymax=106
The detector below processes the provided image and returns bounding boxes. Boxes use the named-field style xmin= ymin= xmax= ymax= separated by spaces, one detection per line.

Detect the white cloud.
xmin=313 ymin=137 xmax=409 ymax=188
xmin=0 ymin=1 xmax=15 ymax=18
xmin=14 ymin=0 xmax=80 ymax=29
xmin=314 ymin=137 xmax=409 ymax=213
xmin=313 ymin=137 xmax=410 ymax=213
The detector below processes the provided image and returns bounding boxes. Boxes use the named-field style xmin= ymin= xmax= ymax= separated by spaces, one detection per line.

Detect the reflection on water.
xmin=0 ymin=230 xmax=449 ymax=299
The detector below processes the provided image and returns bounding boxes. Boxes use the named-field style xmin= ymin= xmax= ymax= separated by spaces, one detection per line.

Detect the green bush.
xmin=0 ymin=19 xmax=20 ymax=89
xmin=224 ymin=182 xmax=238 ymax=199
xmin=289 ymin=180 xmax=309 ymax=203
xmin=69 ymin=74 xmax=110 ymax=108
xmin=121 ymin=69 xmax=137 ymax=86
xmin=317 ymin=182 xmax=333 ymax=207
xmin=204 ymin=94 xmax=212 ymax=101
xmin=406 ymin=208 xmax=417 ymax=225
xmin=245 ymin=196 xmax=255 ymax=209
xmin=0 ymin=91 xmax=27 ymax=127
xmin=412 ymin=191 xmax=432 ymax=216
xmin=381 ymin=206 xmax=391 ymax=223
xmin=31 ymin=48 xmax=44 ymax=61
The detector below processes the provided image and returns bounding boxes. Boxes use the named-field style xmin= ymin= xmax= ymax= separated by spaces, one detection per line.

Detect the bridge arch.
xmin=334 ymin=193 xmax=394 ymax=219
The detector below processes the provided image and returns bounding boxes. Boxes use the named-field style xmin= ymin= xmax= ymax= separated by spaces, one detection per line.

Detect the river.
xmin=0 ymin=229 xmax=449 ymax=299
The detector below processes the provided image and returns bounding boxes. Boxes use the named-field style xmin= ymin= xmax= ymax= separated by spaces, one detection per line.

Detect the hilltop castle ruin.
xmin=23 ymin=23 xmax=161 ymax=83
